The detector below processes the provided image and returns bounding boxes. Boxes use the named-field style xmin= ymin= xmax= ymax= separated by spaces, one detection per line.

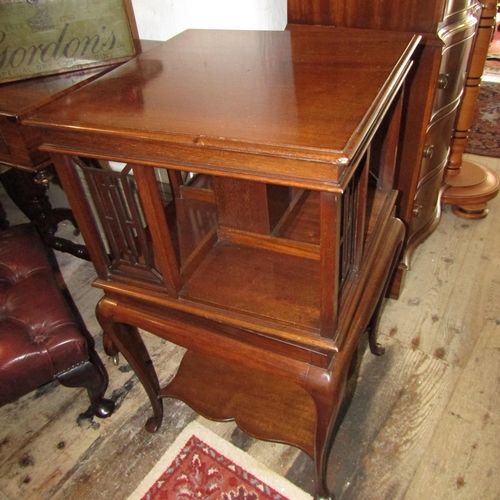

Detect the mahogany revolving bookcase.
xmin=26 ymin=28 xmax=419 ymax=499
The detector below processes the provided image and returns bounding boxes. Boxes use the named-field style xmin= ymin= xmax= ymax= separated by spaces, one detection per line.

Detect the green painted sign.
xmin=0 ymin=0 xmax=136 ymax=83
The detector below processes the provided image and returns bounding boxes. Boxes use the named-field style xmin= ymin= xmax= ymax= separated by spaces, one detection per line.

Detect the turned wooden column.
xmin=442 ymin=0 xmax=500 ymax=219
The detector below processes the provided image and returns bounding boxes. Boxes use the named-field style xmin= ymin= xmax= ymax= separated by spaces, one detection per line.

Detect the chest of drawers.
xmin=404 ymin=2 xmax=480 ymax=269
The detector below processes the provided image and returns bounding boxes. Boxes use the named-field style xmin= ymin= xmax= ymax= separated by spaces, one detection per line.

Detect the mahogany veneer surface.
xmin=26 ymin=28 xmax=418 ymax=188
xmin=0 ymin=40 xmax=158 ymax=121
xmin=0 ymin=68 xmax=107 ymax=120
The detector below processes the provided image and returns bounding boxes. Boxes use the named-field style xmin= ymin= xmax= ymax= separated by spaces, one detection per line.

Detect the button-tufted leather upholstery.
xmin=0 ymin=224 xmax=114 ymax=418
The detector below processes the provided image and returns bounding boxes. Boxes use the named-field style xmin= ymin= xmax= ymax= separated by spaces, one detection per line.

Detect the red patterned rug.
xmin=465 ymin=82 xmax=500 ymax=158
xmin=127 ymin=421 xmax=312 ymax=500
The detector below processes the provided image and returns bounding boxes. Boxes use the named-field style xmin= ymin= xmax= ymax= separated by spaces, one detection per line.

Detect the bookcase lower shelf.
xmin=162 ymin=349 xmax=317 ymax=457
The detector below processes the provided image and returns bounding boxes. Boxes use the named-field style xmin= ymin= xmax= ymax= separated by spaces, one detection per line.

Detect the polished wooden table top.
xmin=0 ymin=40 xmax=158 ymax=121
xmin=0 ymin=68 xmax=108 ymax=120
xmin=26 ymin=28 xmax=419 ymax=189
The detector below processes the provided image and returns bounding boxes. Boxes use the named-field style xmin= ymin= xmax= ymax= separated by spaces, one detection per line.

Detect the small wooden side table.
xmin=26 ymin=28 xmax=419 ymax=499
xmin=0 ymin=40 xmax=158 ymax=256
xmin=0 ymin=66 xmax=112 ymax=257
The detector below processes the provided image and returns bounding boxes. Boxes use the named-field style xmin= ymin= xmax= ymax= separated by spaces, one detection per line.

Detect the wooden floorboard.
xmin=0 ymin=154 xmax=499 ymax=499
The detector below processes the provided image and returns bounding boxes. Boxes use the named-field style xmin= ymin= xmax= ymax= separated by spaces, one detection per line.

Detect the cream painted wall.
xmin=130 ymin=0 xmax=287 ymax=41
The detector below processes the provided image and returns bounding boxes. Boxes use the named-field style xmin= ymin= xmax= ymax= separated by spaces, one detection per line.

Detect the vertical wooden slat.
xmin=132 ymin=164 xmax=181 ymax=298
xmin=354 ymin=153 xmax=369 ymax=270
xmin=83 ymin=169 xmax=127 ymax=260
xmin=51 ymin=153 xmax=110 ymax=279
xmin=342 ymin=182 xmax=352 ymax=282
xmin=167 ymin=169 xmax=183 ymax=199
xmin=378 ymin=88 xmax=404 ymax=192
xmin=319 ymin=191 xmax=340 ymax=338
xmin=82 ymin=164 xmax=155 ymax=270
xmin=106 ymin=177 xmax=140 ymax=258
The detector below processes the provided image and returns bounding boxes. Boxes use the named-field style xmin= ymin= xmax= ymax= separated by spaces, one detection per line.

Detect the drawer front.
xmin=411 ymin=166 xmax=446 ymax=236
xmin=431 ymin=28 xmax=476 ymax=119
xmin=0 ymin=116 xmax=46 ymax=170
xmin=0 ymin=124 xmax=10 ymax=158
xmin=419 ymin=108 xmax=457 ymax=182
xmin=0 ymin=117 xmax=28 ymax=167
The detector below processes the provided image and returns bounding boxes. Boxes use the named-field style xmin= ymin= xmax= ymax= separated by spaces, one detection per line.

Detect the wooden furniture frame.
xmin=26 ymin=28 xmax=419 ymax=499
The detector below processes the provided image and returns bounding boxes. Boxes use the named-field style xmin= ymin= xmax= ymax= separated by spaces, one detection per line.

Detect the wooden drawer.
xmin=411 ymin=166 xmax=445 ymax=235
xmin=431 ymin=26 xmax=476 ymax=119
xmin=419 ymin=108 xmax=457 ymax=182
xmin=0 ymin=116 xmax=48 ymax=171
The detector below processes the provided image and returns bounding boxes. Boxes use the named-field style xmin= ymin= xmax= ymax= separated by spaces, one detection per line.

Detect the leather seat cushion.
xmin=0 ymin=225 xmax=89 ymax=405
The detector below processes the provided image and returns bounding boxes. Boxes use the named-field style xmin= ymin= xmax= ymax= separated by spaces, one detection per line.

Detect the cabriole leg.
xmin=96 ymin=298 xmax=164 ymax=432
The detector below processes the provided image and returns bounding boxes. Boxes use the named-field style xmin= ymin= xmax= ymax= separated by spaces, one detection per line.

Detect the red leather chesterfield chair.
xmin=0 ymin=224 xmax=114 ymax=418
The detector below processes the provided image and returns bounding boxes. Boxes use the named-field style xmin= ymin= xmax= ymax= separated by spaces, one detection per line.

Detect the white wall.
xmin=130 ymin=0 xmax=287 ymax=41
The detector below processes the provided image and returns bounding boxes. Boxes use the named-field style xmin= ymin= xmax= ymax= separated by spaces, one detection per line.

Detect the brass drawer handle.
xmin=438 ymin=73 xmax=449 ymax=89
xmin=423 ymin=145 xmax=435 ymax=159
